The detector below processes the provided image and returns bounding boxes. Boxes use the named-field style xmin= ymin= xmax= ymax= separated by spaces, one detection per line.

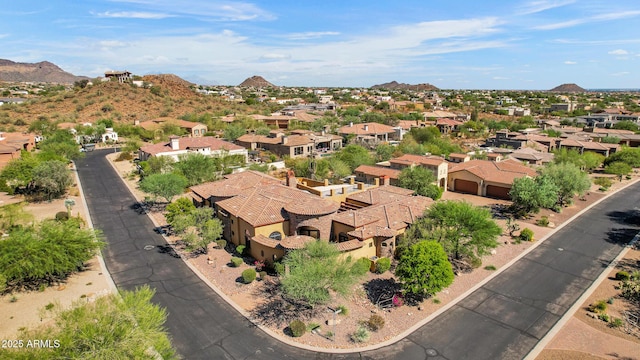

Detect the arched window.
xmin=269 ymin=231 xmax=282 ymax=240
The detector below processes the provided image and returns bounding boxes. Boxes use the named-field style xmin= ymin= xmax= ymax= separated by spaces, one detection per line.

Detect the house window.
xmin=338 ymin=232 xmax=348 ymax=243
xmin=299 ymin=227 xmax=319 ymax=239
xmin=294 ymin=147 xmax=303 ymax=155
xmin=369 ymin=242 xmax=373 ymax=248
xmin=269 ymin=231 xmax=282 ymax=241
xmin=261 ymin=250 xmax=264 ymax=257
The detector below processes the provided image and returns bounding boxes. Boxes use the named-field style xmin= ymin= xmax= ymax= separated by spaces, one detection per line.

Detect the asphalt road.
xmin=76 ymin=149 xmax=640 ymax=360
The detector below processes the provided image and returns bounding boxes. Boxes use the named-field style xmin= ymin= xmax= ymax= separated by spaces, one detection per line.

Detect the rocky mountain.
xmin=549 ymin=83 xmax=587 ymax=93
xmin=371 ymin=81 xmax=439 ymax=91
xmin=0 ymin=59 xmax=88 ymax=84
xmin=238 ymin=75 xmax=275 ymax=88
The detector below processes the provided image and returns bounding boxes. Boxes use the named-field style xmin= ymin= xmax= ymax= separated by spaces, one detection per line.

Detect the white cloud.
xmin=535 ymin=10 xmax=640 ymax=30
xmin=493 ymin=76 xmax=509 ymax=80
xmin=93 ymin=11 xmax=172 ymax=19
xmin=0 ymin=33 xmax=9 ymax=39
xmin=564 ymin=61 xmax=577 ymax=64
xmin=611 ymin=71 xmax=630 ymax=76
xmin=260 ymin=53 xmax=291 ymax=60
xmin=516 ymin=0 xmax=575 ymax=15
xmin=284 ymin=31 xmax=340 ymax=40
xmin=107 ymin=0 xmax=276 ymax=21
xmin=608 ymin=49 xmax=628 ymax=55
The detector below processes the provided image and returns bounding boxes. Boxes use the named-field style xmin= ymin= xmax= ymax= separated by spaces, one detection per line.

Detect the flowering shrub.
xmin=254 ymin=260 xmax=266 ymax=272
xmin=392 ymin=293 xmax=404 ymax=307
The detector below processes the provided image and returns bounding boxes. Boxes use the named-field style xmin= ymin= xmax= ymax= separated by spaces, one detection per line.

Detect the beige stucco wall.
xmin=447 ymin=171 xmax=482 ymax=196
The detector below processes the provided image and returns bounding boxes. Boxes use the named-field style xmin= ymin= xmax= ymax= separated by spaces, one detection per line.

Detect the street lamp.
xmin=328 ymin=307 xmax=342 ymax=341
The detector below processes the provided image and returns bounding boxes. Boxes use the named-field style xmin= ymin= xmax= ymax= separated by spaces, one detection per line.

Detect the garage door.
xmin=486 ymin=185 xmax=511 ymax=199
xmin=454 ymin=179 xmax=478 ymax=195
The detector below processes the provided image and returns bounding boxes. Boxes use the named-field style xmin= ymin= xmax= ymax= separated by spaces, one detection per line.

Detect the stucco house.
xmin=389 ymin=154 xmax=448 ymax=188
xmin=138 ymin=136 xmax=248 ymax=162
xmin=447 ymin=159 xmax=537 ymax=200
xmin=137 ymin=118 xmax=208 ymax=137
xmin=338 ymin=122 xmax=396 ymax=144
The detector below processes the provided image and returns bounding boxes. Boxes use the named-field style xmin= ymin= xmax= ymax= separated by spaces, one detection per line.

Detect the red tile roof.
xmin=190 ymin=171 xmax=281 ymax=199
xmin=354 ymin=165 xmax=401 ymax=179
xmin=338 ymin=122 xmax=395 ymax=135
xmin=390 ymin=154 xmax=446 ymax=167
xmin=280 ymin=235 xmax=315 ymax=250
xmin=449 ymin=159 xmax=537 ymax=186
xmin=335 ymin=239 xmax=364 ymax=251
xmin=139 ymin=137 xmax=243 ymax=156
xmin=346 ymin=185 xmax=415 ymax=206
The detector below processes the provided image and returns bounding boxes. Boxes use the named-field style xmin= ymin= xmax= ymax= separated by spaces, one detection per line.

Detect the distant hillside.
xmin=549 ymin=83 xmax=586 ymax=93
xmin=239 ymin=75 xmax=275 ymax=88
xmin=372 ymin=81 xmax=439 ymax=91
xmin=0 ymin=59 xmax=88 ymax=84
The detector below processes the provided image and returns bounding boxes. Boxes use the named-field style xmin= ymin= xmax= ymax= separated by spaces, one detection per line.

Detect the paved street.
xmin=76 ymin=149 xmax=640 ymax=360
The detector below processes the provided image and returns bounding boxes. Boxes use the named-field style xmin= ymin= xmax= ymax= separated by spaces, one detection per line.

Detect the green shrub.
xmin=307 ymin=322 xmax=321 ymax=332
xmin=215 ymin=240 xmax=227 ymax=249
xmin=116 ymin=151 xmax=133 ymax=161
xmin=616 ymin=271 xmax=630 ymax=281
xmin=375 ymin=257 xmax=391 ymax=274
xmin=55 ymin=211 xmax=70 ymax=222
xmin=594 ymin=177 xmax=613 ymax=189
xmin=519 ymin=228 xmax=534 ymax=242
xmin=230 ymin=257 xmax=243 ymax=267
xmin=45 ymin=303 xmax=55 ymax=311
xmin=610 ymin=317 xmax=624 ymax=328
xmin=607 ymin=297 xmax=614 ymax=304
xmin=536 ymin=216 xmax=549 ymax=227
xmin=366 ymin=314 xmax=385 ymax=331
xmin=350 ymin=326 xmax=370 ymax=343
xmin=241 ymin=268 xmax=256 ymax=284
xmin=470 ymin=257 xmax=483 ymax=268
xmin=484 ymin=265 xmax=497 ymax=271
xmin=273 ymin=262 xmax=285 ymax=275
xmin=432 ymin=298 xmax=441 ymax=304
xmin=598 ymin=313 xmax=610 ymax=322
xmin=590 ymin=300 xmax=607 ymax=313
xmin=352 ymin=257 xmax=372 ymax=275
xmin=235 ymin=245 xmax=245 ymax=256
xmin=259 ymin=271 xmax=267 ymax=280
xmin=337 ymin=305 xmax=348 ymax=316
xmin=289 ymin=320 xmax=306 ymax=337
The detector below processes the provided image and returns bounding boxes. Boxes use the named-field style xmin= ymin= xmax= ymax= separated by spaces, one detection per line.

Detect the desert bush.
xmin=615 ymin=271 xmax=630 ymax=281
xmin=519 ymin=228 xmax=534 ymax=242
xmin=352 ymin=257 xmax=372 ymax=275
xmin=610 ymin=317 xmax=624 ymax=328
xmin=589 ymin=300 xmax=608 ymax=313
xmin=235 ymin=245 xmax=245 ymax=256
xmin=375 ymin=257 xmax=391 ymax=274
xmin=55 ymin=211 xmax=70 ymax=222
xmin=116 ymin=152 xmax=133 ymax=161
xmin=242 ymin=268 xmax=256 ymax=284
xmin=350 ymin=326 xmax=370 ymax=343
xmin=337 ymin=305 xmax=348 ymax=316
xmin=289 ymin=320 xmax=306 ymax=337
xmin=307 ymin=322 xmax=321 ymax=332
xmin=215 ymin=240 xmax=227 ymax=249
xmin=366 ymin=314 xmax=385 ymax=331
xmin=230 ymin=257 xmax=243 ymax=267
xmin=598 ymin=313 xmax=610 ymax=322
xmin=594 ymin=177 xmax=612 ymax=189
xmin=484 ymin=265 xmax=497 ymax=271
xmin=536 ymin=216 xmax=549 ymax=227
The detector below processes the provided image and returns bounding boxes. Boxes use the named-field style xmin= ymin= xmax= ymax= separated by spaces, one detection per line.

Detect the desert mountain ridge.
xmin=238 ymin=75 xmax=275 ymax=88
xmin=371 ymin=81 xmax=439 ymax=91
xmin=0 ymin=59 xmax=89 ymax=84
xmin=549 ymin=83 xmax=587 ymax=93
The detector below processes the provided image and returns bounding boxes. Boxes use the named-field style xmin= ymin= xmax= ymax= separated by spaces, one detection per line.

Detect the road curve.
xmin=76 ymin=149 xmax=640 ymax=360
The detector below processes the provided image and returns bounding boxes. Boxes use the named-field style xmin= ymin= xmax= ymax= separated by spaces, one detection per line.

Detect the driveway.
xmin=76 ymin=149 xmax=640 ymax=359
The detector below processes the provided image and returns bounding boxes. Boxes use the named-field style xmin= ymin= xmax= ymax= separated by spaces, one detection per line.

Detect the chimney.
xmin=169 ymin=136 xmax=180 ymax=150
xmin=364 ymin=124 xmax=369 ymax=131
xmin=349 ymin=122 xmax=353 ymax=127
xmin=281 ymin=136 xmax=288 ymax=144
xmin=134 ymin=119 xmax=140 ymax=126
xmin=286 ymin=169 xmax=297 ymax=188
xmin=381 ymin=175 xmax=390 ymax=186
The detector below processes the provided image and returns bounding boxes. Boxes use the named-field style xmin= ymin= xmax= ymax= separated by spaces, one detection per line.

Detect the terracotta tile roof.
xmin=448 ymin=153 xmax=469 ymax=159
xmin=215 ymin=181 xmax=340 ymax=227
xmin=295 ymin=216 xmax=333 ymax=241
xmin=346 ymin=185 xmax=415 ymax=206
xmin=190 ymin=171 xmax=281 ymax=199
xmin=449 ymin=159 xmax=537 ymax=186
xmin=138 ymin=117 xmax=206 ymax=131
xmin=390 ymin=154 xmax=446 ymax=167
xmin=396 ymin=120 xmax=423 ymax=130
xmin=592 ymin=128 xmax=634 ymax=135
xmin=559 ymin=139 xmax=619 ymax=151
xmin=335 ymin=239 xmax=364 ymax=251
xmin=354 ymin=165 xmax=401 ymax=180
xmin=348 ymin=226 xmax=397 ymax=240
xmin=251 ymin=234 xmax=281 ymax=248
xmin=280 ymin=235 xmax=315 ymax=250
xmin=338 ymin=122 xmax=395 ymax=135
xmin=423 ymin=110 xmax=457 ymax=118
xmin=436 ymin=118 xmax=463 ymax=126
xmin=332 ymin=210 xmax=380 ymax=227
xmin=139 ymin=137 xmax=244 ymax=156
xmin=508 ymin=147 xmax=554 ymax=163
xmin=236 ymin=134 xmax=313 ymax=147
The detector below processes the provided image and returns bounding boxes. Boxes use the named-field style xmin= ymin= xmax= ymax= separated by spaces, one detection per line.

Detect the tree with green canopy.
xmin=395 ymin=241 xmax=454 ymax=298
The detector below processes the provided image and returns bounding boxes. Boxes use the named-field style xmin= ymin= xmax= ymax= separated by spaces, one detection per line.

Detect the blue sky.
xmin=2 ymin=0 xmax=640 ymax=89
